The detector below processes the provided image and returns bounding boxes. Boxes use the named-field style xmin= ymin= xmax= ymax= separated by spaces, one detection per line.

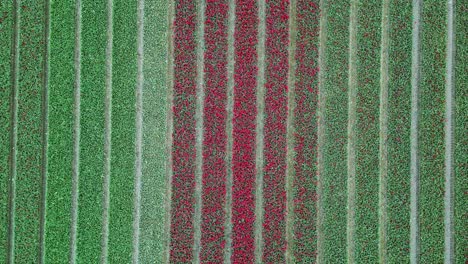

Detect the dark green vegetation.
xmin=108 ymin=0 xmax=137 ymax=262
xmin=354 ymin=0 xmax=381 ymax=262
xmin=12 ymin=0 xmax=46 ymax=262
xmin=386 ymin=0 xmax=412 ymax=262
xmin=318 ymin=0 xmax=349 ymax=262
xmin=419 ymin=1 xmax=446 ymax=262
xmin=44 ymin=0 xmax=74 ymax=262
xmin=0 ymin=1 xmax=12 ymax=263
xmin=454 ymin=1 xmax=467 ymax=263
xmin=76 ymin=0 xmax=107 ymax=262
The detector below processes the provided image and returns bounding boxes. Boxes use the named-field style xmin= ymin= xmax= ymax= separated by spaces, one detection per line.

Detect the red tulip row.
xmin=231 ymin=0 xmax=258 ymax=262
xmin=170 ymin=0 xmax=198 ymax=262
xmin=200 ymin=0 xmax=229 ymax=262
xmin=292 ymin=0 xmax=320 ymax=262
xmin=262 ymin=0 xmax=289 ymax=262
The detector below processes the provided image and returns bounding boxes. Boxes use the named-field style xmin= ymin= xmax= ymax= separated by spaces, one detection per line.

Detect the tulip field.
xmin=0 ymin=0 xmax=466 ymax=263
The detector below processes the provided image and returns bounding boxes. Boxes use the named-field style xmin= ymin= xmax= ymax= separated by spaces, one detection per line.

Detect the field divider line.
xmin=378 ymin=0 xmax=390 ymax=261
xmin=254 ymin=0 xmax=266 ymax=262
xmin=444 ymin=0 xmax=455 ymax=263
xmin=316 ymin=0 xmax=327 ymax=262
xmin=100 ymin=0 xmax=113 ymax=262
xmin=410 ymin=0 xmax=421 ymax=262
xmin=132 ymin=0 xmax=145 ymax=262
xmin=7 ymin=0 xmax=20 ymax=262
xmin=285 ymin=0 xmax=297 ymax=262
xmin=193 ymin=0 xmax=206 ymax=262
xmin=70 ymin=0 xmax=82 ymax=262
xmin=39 ymin=0 xmax=51 ymax=262
xmin=346 ymin=0 xmax=358 ymax=262
xmin=163 ymin=0 xmax=175 ymax=261
xmin=224 ymin=0 xmax=235 ymax=261
xmin=410 ymin=0 xmax=421 ymax=263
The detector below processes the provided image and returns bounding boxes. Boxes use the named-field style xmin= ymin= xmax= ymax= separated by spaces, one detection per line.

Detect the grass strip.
xmin=410 ymin=0 xmax=422 ymax=260
xmin=386 ymin=0 xmax=411 ymax=262
xmin=223 ymin=0 xmax=235 ymax=261
xmin=444 ymin=0 xmax=455 ymax=261
xmin=346 ymin=0 xmax=357 ymax=261
xmin=291 ymin=0 xmax=319 ymax=262
xmin=107 ymin=0 xmax=138 ymax=262
xmin=454 ymin=1 xmax=467 ymax=263
xmin=354 ymin=0 xmax=381 ymax=262
xmin=378 ymin=0 xmax=390 ymax=260
xmin=13 ymin=0 xmax=46 ymax=262
xmin=192 ymin=0 xmax=205 ymax=260
xmin=199 ymin=0 xmax=228 ymax=262
xmin=0 ymin=1 xmax=13 ymax=262
xmin=138 ymin=0 xmax=170 ymax=262
xmin=318 ymin=0 xmax=349 ymax=261
xmin=43 ymin=0 xmax=75 ymax=262
xmin=232 ymin=0 xmax=258 ymax=261
xmin=262 ymin=0 xmax=289 ymax=262
xmin=254 ymin=0 xmax=265 ymax=261
xmin=76 ymin=0 xmax=106 ymax=262
xmin=169 ymin=0 xmax=198 ymax=261
xmin=419 ymin=1 xmax=446 ymax=262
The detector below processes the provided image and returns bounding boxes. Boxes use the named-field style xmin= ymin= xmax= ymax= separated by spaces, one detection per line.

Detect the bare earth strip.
xmin=223 ymin=0 xmax=235 ymax=261
xmin=100 ymin=0 xmax=113 ymax=261
xmin=443 ymin=0 xmax=455 ymax=262
xmin=132 ymin=0 xmax=144 ymax=262
xmin=378 ymin=0 xmax=390 ymax=261
xmin=410 ymin=0 xmax=421 ymax=262
xmin=254 ymin=0 xmax=266 ymax=262
xmin=192 ymin=0 xmax=205 ymax=261
xmin=285 ymin=0 xmax=297 ymax=261
xmin=346 ymin=0 xmax=357 ymax=261
xmin=7 ymin=0 xmax=20 ymax=262
xmin=39 ymin=0 xmax=51 ymax=261
xmin=316 ymin=0 xmax=327 ymax=261
xmin=70 ymin=0 xmax=82 ymax=262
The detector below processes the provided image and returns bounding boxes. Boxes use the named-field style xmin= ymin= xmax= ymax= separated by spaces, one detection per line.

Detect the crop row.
xmin=319 ymin=0 xmax=349 ymax=261
xmin=200 ymin=0 xmax=229 ymax=262
xmin=354 ymin=0 xmax=382 ymax=262
xmin=169 ymin=0 xmax=198 ymax=262
xmin=292 ymin=0 xmax=320 ymax=262
xmin=262 ymin=0 xmax=289 ymax=262
xmin=231 ymin=0 xmax=258 ymax=262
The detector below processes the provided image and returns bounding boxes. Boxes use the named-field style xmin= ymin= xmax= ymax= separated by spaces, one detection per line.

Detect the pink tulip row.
xmin=231 ymin=0 xmax=259 ymax=262
xmin=200 ymin=0 xmax=229 ymax=262
xmin=170 ymin=0 xmax=198 ymax=262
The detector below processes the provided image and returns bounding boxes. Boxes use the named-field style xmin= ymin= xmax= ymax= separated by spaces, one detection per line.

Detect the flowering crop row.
xmin=231 ymin=0 xmax=258 ymax=262
xmin=292 ymin=0 xmax=320 ymax=262
xmin=200 ymin=0 xmax=229 ymax=262
xmin=170 ymin=0 xmax=198 ymax=262
xmin=262 ymin=0 xmax=289 ymax=262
